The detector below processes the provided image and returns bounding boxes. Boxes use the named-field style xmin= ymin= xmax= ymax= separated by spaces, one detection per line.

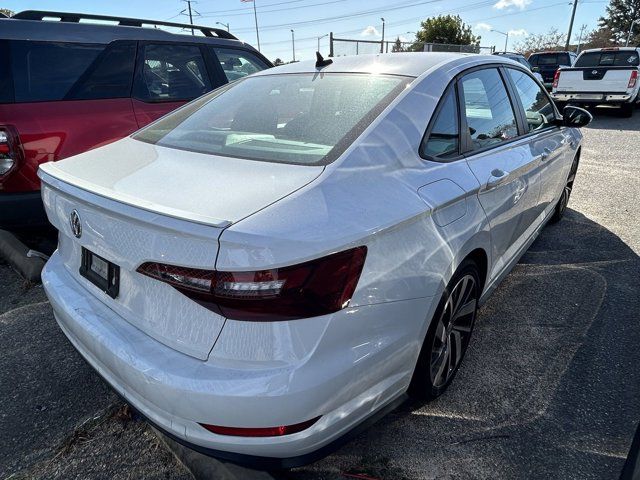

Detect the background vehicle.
xmin=0 ymin=11 xmax=271 ymax=230
xmin=39 ymin=53 xmax=589 ymax=467
xmin=493 ymin=52 xmax=544 ymax=83
xmin=528 ymin=51 xmax=577 ymax=90
xmin=551 ymin=47 xmax=640 ymax=117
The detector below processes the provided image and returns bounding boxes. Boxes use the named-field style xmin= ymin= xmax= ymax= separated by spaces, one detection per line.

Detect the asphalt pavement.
xmin=1 ymin=108 xmax=638 ymax=480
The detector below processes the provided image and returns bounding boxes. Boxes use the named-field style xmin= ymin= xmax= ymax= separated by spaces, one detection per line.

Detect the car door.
xmin=132 ymin=42 xmax=221 ymax=127
xmin=460 ymin=67 xmax=543 ymax=279
xmin=505 ymin=67 xmax=573 ymax=214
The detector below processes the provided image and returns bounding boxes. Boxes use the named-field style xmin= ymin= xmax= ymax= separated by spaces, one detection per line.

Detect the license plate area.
xmin=79 ymin=247 xmax=120 ymax=299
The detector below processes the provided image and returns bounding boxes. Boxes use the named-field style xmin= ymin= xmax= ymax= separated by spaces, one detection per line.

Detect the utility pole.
xmin=186 ymin=0 xmax=194 ymax=35
xmin=491 ymin=29 xmax=509 ymax=52
xmin=576 ymin=24 xmax=587 ymax=53
xmin=216 ymin=21 xmax=230 ymax=32
xmin=627 ymin=19 xmax=639 ymax=47
xmin=565 ymin=0 xmax=578 ymax=51
xmin=380 ymin=17 xmax=385 ymax=53
xmin=252 ymin=0 xmax=261 ymax=51
xmin=291 ymin=29 xmax=296 ymax=62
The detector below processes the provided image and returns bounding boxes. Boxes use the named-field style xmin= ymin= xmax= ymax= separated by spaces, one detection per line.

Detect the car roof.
xmin=254 ymin=52 xmax=483 ymax=78
xmin=579 ymin=47 xmax=640 ymax=53
xmin=0 ymin=12 xmax=252 ymax=49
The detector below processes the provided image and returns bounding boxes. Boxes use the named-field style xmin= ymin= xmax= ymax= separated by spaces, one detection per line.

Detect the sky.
xmin=4 ymin=0 xmax=608 ymax=62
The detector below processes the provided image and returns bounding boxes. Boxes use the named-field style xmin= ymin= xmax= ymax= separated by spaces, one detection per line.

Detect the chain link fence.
xmin=329 ymin=33 xmax=495 ymax=57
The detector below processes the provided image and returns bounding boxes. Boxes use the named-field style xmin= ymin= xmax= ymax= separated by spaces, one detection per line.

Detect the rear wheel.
xmin=551 ymin=153 xmax=579 ymax=223
xmin=621 ymin=103 xmax=634 ymax=118
xmin=409 ymin=260 xmax=480 ymax=400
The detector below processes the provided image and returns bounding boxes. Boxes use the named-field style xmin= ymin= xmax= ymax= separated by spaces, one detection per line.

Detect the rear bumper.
xmin=42 ymin=251 xmax=424 ymax=466
xmin=551 ymin=91 xmax=636 ymax=104
xmin=0 ymin=190 xmax=48 ymax=230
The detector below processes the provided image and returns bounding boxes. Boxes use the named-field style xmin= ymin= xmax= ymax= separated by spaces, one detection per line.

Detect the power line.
xmin=199 ymin=0 xmax=346 ymax=19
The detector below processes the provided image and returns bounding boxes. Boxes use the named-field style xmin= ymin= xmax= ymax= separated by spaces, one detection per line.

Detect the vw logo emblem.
xmin=70 ymin=209 xmax=82 ymax=238
xmin=592 ymin=70 xmax=598 ymax=74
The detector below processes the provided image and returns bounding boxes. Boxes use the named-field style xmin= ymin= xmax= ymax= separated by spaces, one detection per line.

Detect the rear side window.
xmin=137 ymin=44 xmax=211 ymax=102
xmin=421 ymin=87 xmax=459 ymax=159
xmin=575 ymin=51 xmax=640 ymax=67
xmin=11 ymin=41 xmax=104 ymax=102
xmin=67 ymin=41 xmax=136 ymax=100
xmin=460 ymin=68 xmax=518 ymax=151
xmin=211 ymin=47 xmax=269 ymax=82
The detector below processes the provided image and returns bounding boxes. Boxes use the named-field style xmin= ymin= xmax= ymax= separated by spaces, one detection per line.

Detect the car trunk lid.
xmin=38 ymin=139 xmax=323 ymax=359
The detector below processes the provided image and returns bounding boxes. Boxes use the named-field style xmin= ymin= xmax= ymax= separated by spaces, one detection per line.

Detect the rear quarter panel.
xmin=0 ymin=98 xmax=137 ymax=191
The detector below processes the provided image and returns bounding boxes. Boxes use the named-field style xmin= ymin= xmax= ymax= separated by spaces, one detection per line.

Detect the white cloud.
xmin=508 ymin=28 xmax=528 ymax=36
xmin=398 ymin=35 xmax=409 ymax=42
xmin=475 ymin=22 xmax=493 ymax=31
xmin=493 ymin=0 xmax=531 ymax=10
xmin=361 ymin=26 xmax=380 ymax=37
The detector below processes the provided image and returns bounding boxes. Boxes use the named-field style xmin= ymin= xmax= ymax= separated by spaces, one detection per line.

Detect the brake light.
xmin=137 ymin=246 xmax=367 ymax=321
xmin=0 ymin=126 xmax=24 ymax=178
xmin=628 ymin=70 xmax=638 ymax=89
xmin=200 ymin=416 xmax=320 ymax=437
xmin=552 ymin=69 xmax=561 ymax=89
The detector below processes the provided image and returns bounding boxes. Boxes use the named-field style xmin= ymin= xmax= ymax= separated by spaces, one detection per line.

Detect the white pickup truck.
xmin=551 ymin=47 xmax=640 ymax=117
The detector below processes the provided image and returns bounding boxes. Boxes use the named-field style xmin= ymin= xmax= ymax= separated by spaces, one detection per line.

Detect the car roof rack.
xmin=12 ymin=10 xmax=238 ymax=40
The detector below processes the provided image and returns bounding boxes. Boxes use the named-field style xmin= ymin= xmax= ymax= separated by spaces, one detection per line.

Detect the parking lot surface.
xmin=1 ymin=109 xmax=639 ymax=479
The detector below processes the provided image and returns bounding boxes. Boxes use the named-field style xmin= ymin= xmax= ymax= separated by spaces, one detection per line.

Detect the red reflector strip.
xmin=200 ymin=416 xmax=320 ymax=437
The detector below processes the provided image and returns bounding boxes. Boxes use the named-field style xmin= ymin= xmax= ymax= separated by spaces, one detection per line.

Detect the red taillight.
xmin=137 ymin=246 xmax=367 ymax=321
xmin=200 ymin=416 xmax=320 ymax=437
xmin=552 ymin=69 xmax=561 ymax=89
xmin=628 ymin=70 xmax=638 ymax=89
xmin=0 ymin=125 xmax=24 ymax=179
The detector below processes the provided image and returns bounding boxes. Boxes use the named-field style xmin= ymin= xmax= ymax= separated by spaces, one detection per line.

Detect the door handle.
xmin=486 ymin=169 xmax=509 ymax=189
xmin=540 ymin=147 xmax=552 ymax=162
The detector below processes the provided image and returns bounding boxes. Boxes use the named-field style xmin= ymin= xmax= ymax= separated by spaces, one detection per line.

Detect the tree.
xmin=273 ymin=58 xmax=284 ymax=65
xmin=0 ymin=8 xmax=13 ymax=17
xmin=414 ymin=15 xmax=480 ymax=47
xmin=391 ymin=37 xmax=405 ymax=52
xmin=599 ymin=0 xmax=640 ymax=46
xmin=513 ymin=28 xmax=566 ymax=55
xmin=581 ymin=27 xmax=616 ymax=49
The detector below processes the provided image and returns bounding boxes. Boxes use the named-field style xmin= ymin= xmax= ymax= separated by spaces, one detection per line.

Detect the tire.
xmin=408 ymin=259 xmax=480 ymax=400
xmin=621 ymin=103 xmax=633 ymax=118
xmin=550 ymin=153 xmax=579 ymax=223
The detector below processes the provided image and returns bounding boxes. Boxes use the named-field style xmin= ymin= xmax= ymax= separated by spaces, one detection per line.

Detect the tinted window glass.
xmin=11 ymin=41 xmax=104 ymax=102
xmin=422 ymin=87 xmax=459 ymax=158
xmin=138 ymin=44 xmax=211 ymax=101
xmin=536 ymin=54 xmax=561 ymax=65
xmin=134 ymin=73 xmax=408 ymax=166
xmin=528 ymin=55 xmax=539 ymax=66
xmin=67 ymin=41 xmax=136 ymax=100
xmin=460 ymin=68 xmax=518 ymax=151
xmin=507 ymin=69 xmax=555 ymax=132
xmin=575 ymin=51 xmax=640 ymax=67
xmin=212 ymin=47 xmax=269 ymax=82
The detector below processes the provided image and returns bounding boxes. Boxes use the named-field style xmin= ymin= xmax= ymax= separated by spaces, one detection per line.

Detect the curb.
xmin=152 ymin=427 xmax=277 ymax=480
xmin=0 ymin=229 xmax=45 ymax=282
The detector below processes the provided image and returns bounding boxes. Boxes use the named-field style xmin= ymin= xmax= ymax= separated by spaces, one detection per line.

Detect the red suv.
xmin=0 ymin=11 xmax=271 ymax=229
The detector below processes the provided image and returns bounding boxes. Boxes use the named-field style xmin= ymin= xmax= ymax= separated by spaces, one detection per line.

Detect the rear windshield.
xmin=530 ymin=53 xmax=571 ymax=66
xmin=575 ymin=51 xmax=640 ymax=67
xmin=133 ymin=73 xmax=410 ymax=166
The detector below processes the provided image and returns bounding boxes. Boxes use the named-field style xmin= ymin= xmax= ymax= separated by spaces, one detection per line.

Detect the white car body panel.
xmin=39 ymin=52 xmax=583 ymax=463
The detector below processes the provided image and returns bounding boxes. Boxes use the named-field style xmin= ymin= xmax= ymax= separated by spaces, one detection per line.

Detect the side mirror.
xmin=561 ymin=105 xmax=592 ymax=128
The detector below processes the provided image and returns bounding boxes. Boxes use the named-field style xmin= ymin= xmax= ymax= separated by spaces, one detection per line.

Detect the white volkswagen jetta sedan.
xmin=40 ymin=52 xmax=591 ymax=467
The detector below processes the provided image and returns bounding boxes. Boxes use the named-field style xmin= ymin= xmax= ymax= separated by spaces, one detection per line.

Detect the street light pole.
xmin=317 ymin=33 xmax=328 ymax=52
xmin=627 ymin=19 xmax=639 ymax=47
xmin=576 ymin=24 xmax=587 ymax=53
xmin=380 ymin=17 xmax=385 ymax=53
xmin=491 ymin=29 xmax=509 ymax=52
xmin=216 ymin=22 xmax=229 ymax=32
xmin=291 ymin=29 xmax=296 ymax=62
xmin=565 ymin=0 xmax=579 ymax=51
